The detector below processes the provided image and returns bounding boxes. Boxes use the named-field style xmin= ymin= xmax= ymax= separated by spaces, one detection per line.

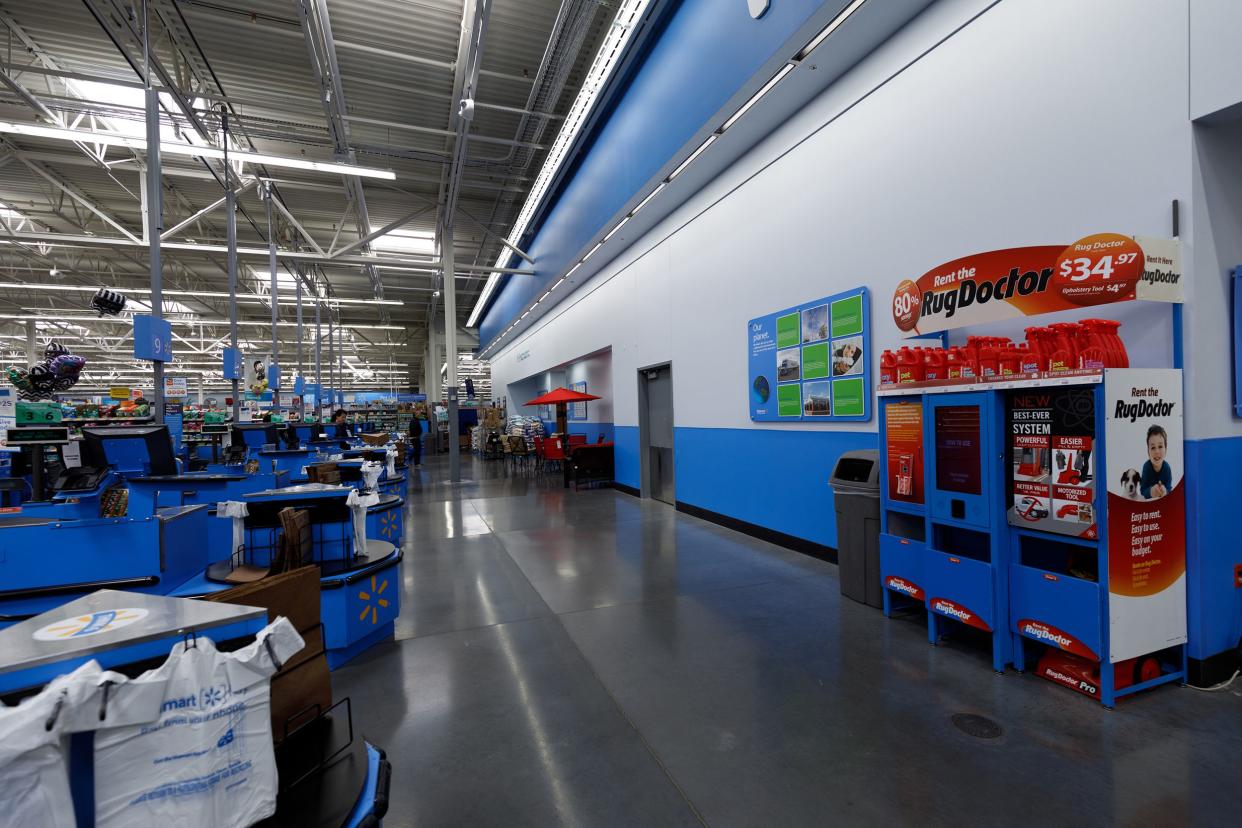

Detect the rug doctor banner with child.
xmin=1104 ymin=369 xmax=1187 ymax=663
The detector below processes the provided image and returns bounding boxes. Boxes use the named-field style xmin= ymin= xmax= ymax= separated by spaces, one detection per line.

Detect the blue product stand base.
xmin=327 ymin=620 xmax=395 ymax=671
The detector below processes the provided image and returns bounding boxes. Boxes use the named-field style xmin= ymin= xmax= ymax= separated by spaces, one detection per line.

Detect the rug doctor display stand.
xmin=877 ymin=369 xmax=1189 ymax=707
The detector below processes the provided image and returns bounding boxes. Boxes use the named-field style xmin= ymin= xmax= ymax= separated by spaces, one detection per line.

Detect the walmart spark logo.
xmin=33 ymin=608 xmax=149 ymax=641
xmin=358 ymin=575 xmax=390 ymax=625
xmin=379 ymin=510 xmax=399 ymax=540
xmin=200 ymin=684 xmax=226 ymax=708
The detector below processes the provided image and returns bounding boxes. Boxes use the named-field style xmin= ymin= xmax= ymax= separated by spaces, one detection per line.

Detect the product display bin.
xmin=879 ymin=370 xmax=1189 ymax=705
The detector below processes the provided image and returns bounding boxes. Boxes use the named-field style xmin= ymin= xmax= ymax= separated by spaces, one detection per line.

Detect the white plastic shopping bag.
xmin=361 ymin=460 xmax=383 ymax=491
xmin=93 ymin=617 xmax=305 ymax=828
xmin=385 ymin=448 xmax=397 ymax=478
xmin=346 ymin=488 xmax=379 ymax=556
xmin=0 ymin=660 xmax=117 ymax=828
xmin=216 ymin=501 xmax=249 ymax=561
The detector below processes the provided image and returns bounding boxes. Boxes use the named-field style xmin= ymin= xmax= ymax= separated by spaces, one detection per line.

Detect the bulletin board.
xmin=747 ymin=286 xmax=871 ymax=422
xmin=570 ymin=381 xmax=588 ymax=420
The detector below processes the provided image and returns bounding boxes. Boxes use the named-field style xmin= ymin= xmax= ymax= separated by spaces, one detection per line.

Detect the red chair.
xmin=567 ymin=434 xmax=587 ymax=448
xmin=534 ymin=436 xmax=545 ymax=463
xmin=543 ymin=437 xmax=565 ymax=471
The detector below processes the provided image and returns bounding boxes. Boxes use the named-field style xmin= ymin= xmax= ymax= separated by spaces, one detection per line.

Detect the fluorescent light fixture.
xmin=603 ymin=216 xmax=629 ymax=242
xmin=466 ymin=0 xmax=652 ymax=328
xmin=667 ymin=134 xmax=717 ymax=181
xmin=0 ymin=120 xmax=396 ymax=180
xmin=581 ymin=242 xmax=604 ymax=262
xmin=520 ymin=311 xmax=530 ymax=319
xmin=721 ymin=63 xmax=796 ymax=132
xmin=630 ymin=183 xmax=665 ymax=216
xmin=0 ymin=313 xmax=401 ymax=331
xmin=552 ymin=278 xmax=565 ymax=290
xmin=565 ymin=263 xmax=582 ymax=279
xmin=0 ymin=282 xmax=400 ymax=306
xmin=796 ymin=0 xmax=867 ymax=60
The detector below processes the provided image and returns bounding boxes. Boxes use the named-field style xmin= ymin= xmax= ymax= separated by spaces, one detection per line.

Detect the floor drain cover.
xmin=951 ymin=713 xmax=1002 ymax=739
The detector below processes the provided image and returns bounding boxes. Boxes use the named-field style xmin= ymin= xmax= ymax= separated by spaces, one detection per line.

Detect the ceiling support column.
xmin=143 ymin=0 xmax=164 ymax=425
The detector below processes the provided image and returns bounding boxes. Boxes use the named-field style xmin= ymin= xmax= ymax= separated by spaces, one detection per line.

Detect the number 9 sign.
xmin=1053 ymin=233 xmax=1144 ymax=306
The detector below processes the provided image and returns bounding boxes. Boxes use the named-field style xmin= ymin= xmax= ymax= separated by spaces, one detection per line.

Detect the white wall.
xmin=564 ymin=350 xmax=614 ymax=424
xmin=1190 ymin=0 xmax=1242 ymax=120
xmin=1187 ymin=117 xmax=1242 ymax=436
xmin=504 ymin=350 xmax=614 ymax=425
xmin=492 ymin=0 xmax=1221 ymax=437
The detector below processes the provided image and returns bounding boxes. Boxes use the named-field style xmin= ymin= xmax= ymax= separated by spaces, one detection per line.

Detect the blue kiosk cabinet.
xmin=879 ymin=369 xmax=1188 ymax=706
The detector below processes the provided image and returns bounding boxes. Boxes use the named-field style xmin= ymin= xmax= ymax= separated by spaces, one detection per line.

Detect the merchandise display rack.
xmin=879 ymin=369 xmax=1188 ymax=707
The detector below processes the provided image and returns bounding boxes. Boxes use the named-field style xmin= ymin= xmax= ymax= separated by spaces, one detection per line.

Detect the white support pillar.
xmin=25 ymin=319 xmax=36 ymax=366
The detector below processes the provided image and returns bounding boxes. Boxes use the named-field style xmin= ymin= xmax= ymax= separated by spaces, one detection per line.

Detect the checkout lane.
xmin=0 ymin=415 xmax=410 ymax=670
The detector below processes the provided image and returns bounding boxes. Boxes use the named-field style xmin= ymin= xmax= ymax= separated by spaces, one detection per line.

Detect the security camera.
xmin=48 ymin=268 xmax=62 ymax=279
xmin=458 ymin=98 xmax=475 ymax=122
xmin=433 ymin=290 xmax=441 ymax=298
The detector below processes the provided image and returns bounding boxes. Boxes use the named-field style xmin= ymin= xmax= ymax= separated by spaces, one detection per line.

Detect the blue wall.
xmin=613 ymin=423 xmax=875 ymax=547
xmin=1184 ymin=436 xmax=1242 ymax=661
xmin=616 ymin=425 xmax=640 ymax=490
xmin=480 ymin=0 xmax=830 ymax=345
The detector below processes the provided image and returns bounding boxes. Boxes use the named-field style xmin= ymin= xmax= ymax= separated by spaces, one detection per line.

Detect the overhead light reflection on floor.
xmin=474 ymin=577 xmax=578 ymax=822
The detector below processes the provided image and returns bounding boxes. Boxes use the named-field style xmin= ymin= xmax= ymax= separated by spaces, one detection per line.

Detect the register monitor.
xmin=80 ymin=425 xmax=178 ymax=476
xmin=233 ymin=423 xmax=279 ymax=450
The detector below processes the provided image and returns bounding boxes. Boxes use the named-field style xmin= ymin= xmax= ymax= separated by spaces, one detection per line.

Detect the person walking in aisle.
xmin=408 ymin=409 xmax=424 ymax=468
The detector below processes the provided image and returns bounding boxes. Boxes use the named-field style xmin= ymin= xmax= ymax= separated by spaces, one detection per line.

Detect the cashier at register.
xmin=332 ymin=409 xmax=348 ymax=440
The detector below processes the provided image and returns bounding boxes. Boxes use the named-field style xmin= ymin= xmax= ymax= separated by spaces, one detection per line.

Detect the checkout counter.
xmin=0 ymin=425 xmax=233 ymax=626
xmin=1 ymin=424 xmax=404 ymax=668
xmin=207 ymin=482 xmax=402 ymax=668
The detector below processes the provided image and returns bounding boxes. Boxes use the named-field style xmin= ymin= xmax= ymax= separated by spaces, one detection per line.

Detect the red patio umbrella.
xmin=525 ymin=386 xmax=600 ymax=437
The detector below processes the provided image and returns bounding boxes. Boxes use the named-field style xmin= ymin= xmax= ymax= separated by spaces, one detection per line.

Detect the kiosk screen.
xmin=935 ymin=406 xmax=982 ymax=495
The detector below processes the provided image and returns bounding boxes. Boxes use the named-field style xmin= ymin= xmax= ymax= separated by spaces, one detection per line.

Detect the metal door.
xmin=640 ymin=365 xmax=675 ymax=505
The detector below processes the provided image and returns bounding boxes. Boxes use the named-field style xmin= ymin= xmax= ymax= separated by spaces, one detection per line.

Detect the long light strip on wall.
xmin=0 ymin=121 xmax=397 ymax=180
xmin=478 ymin=0 xmax=869 ymax=357
xmin=465 ymin=0 xmax=652 ymax=328
xmin=666 ymin=134 xmax=717 ymax=181
xmin=720 ymin=63 xmax=796 ymax=132
xmin=629 ymin=182 xmax=665 ymax=216
xmin=796 ymin=0 xmax=867 ymax=60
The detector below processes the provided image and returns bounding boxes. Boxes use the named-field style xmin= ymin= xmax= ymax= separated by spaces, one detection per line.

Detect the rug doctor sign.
xmin=1105 ymin=370 xmax=1187 ymax=662
xmin=892 ymin=233 xmax=1182 ymax=335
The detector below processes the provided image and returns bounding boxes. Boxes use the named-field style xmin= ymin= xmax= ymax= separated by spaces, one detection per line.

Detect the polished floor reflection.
xmin=333 ymin=454 xmax=1242 ymax=827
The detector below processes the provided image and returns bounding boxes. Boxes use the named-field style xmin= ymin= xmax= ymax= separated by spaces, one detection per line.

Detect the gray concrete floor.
xmin=333 ymin=454 xmax=1242 ymax=827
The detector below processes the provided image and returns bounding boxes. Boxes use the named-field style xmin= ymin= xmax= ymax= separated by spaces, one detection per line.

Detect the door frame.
xmin=637 ymin=361 xmax=673 ymax=500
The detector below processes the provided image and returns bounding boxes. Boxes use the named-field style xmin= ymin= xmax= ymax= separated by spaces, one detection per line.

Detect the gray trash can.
xmin=830 ymin=449 xmax=882 ymax=608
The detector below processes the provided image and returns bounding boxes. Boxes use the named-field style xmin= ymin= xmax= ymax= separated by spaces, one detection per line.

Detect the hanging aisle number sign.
xmin=132 ymin=315 xmax=173 ymax=362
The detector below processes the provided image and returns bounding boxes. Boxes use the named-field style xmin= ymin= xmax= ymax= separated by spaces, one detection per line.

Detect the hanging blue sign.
xmin=222 ymin=348 xmax=244 ymax=379
xmin=266 ymin=363 xmax=281 ymax=390
xmin=293 ymin=376 xmax=305 ymax=394
xmin=133 ymin=315 xmax=172 ymax=362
